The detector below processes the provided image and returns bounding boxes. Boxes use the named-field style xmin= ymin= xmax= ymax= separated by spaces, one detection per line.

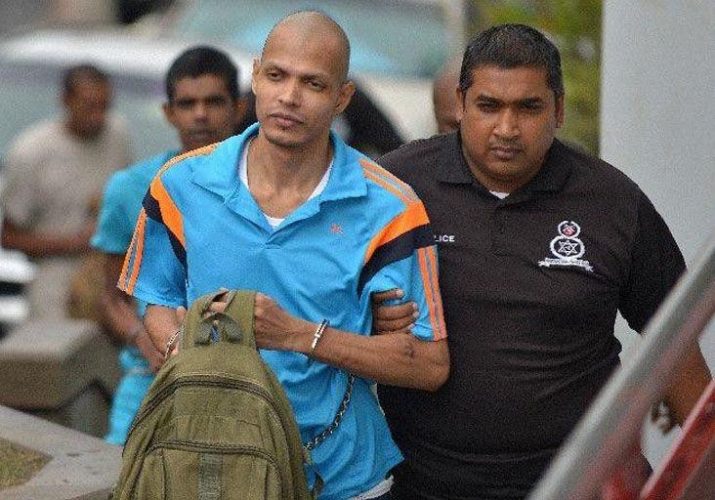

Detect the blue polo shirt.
xmin=92 ymin=149 xmax=178 ymax=445
xmin=120 ymin=124 xmax=445 ymax=499
xmin=92 ymin=149 xmax=178 ymax=365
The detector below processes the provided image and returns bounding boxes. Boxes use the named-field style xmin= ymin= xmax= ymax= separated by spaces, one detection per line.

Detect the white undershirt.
xmin=239 ymin=141 xmax=332 ymax=228
xmin=490 ymin=190 xmax=509 ymax=199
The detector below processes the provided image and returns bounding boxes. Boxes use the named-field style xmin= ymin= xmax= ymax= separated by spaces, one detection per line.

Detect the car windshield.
xmin=168 ymin=0 xmax=449 ymax=78
xmin=0 ymin=60 xmax=175 ymax=163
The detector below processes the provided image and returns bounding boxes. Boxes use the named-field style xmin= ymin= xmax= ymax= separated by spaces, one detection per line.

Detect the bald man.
xmin=432 ymin=56 xmax=461 ymax=134
xmin=121 ymin=11 xmax=449 ymax=499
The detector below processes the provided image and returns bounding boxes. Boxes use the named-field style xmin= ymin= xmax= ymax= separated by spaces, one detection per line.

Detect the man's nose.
xmin=193 ymin=102 xmax=208 ymax=120
xmin=495 ymin=109 xmax=519 ymax=139
xmin=278 ymin=80 xmax=301 ymax=106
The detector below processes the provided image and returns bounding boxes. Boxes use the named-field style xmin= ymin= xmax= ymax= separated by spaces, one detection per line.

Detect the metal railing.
xmin=528 ymin=232 xmax=715 ymax=499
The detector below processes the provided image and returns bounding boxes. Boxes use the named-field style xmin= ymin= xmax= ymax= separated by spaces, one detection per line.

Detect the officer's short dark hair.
xmin=459 ymin=24 xmax=564 ymax=98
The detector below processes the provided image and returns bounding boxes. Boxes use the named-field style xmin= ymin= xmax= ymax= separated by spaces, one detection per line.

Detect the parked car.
xmin=0 ymin=29 xmax=255 ymax=161
xmin=138 ymin=0 xmax=470 ymax=141
xmin=0 ymin=248 xmax=34 ymax=334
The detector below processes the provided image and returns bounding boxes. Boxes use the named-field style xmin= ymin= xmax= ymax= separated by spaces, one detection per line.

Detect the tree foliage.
xmin=470 ymin=0 xmax=602 ymax=153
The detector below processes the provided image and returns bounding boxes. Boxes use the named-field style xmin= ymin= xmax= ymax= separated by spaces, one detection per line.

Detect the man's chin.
xmin=261 ymin=128 xmax=304 ymax=149
xmin=76 ymin=128 xmax=104 ymax=140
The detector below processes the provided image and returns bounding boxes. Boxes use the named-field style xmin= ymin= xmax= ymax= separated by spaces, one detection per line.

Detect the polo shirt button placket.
xmin=492 ymin=208 xmax=509 ymax=255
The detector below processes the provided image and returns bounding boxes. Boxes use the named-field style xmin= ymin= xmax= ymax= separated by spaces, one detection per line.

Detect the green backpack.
xmin=112 ymin=290 xmax=315 ymax=500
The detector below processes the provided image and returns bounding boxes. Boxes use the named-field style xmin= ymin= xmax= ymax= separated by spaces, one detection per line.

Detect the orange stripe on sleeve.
xmin=424 ymin=246 xmax=447 ymax=339
xmin=124 ymin=210 xmax=147 ymax=295
xmin=118 ymin=214 xmax=138 ymax=290
xmin=149 ymin=177 xmax=185 ymax=247
xmin=417 ymin=247 xmax=440 ymax=338
xmin=155 ymin=142 xmax=218 ymax=178
xmin=364 ymin=201 xmax=430 ymax=265
xmin=362 ymin=169 xmax=412 ymax=205
xmin=417 ymin=248 xmax=442 ymax=340
xmin=360 ymin=159 xmax=418 ymax=202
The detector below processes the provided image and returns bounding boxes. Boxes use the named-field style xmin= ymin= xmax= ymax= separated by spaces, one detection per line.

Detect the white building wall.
xmin=601 ymin=0 xmax=715 ymax=464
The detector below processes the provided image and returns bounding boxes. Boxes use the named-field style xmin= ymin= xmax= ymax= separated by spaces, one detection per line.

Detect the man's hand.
xmin=135 ymin=330 xmax=165 ymax=372
xmin=371 ymin=288 xmax=418 ymax=335
xmin=253 ymin=293 xmax=309 ymax=351
xmin=206 ymin=291 xmax=309 ymax=351
xmin=144 ymin=304 xmax=186 ymax=362
xmin=163 ymin=305 xmax=187 ymax=359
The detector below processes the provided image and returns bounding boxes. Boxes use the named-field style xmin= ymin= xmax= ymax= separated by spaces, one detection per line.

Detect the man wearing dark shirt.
xmin=375 ymin=24 xmax=712 ymax=499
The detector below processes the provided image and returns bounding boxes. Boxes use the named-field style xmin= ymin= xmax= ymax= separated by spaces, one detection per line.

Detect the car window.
xmin=0 ymin=60 xmax=176 ymax=163
xmin=168 ymin=0 xmax=449 ymax=78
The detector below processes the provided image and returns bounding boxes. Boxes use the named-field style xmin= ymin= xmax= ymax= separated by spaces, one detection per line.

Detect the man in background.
xmin=432 ymin=56 xmax=461 ymax=134
xmin=1 ymin=64 xmax=132 ymax=319
xmin=91 ymin=46 xmax=245 ymax=445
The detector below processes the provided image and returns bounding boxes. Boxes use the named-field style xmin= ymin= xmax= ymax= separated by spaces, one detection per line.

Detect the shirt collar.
xmin=190 ymin=122 xmax=367 ymax=204
xmin=435 ymin=131 xmax=475 ymax=184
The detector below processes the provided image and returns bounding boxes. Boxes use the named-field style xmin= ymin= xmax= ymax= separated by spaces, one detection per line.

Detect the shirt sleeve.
xmin=361 ymin=200 xmax=447 ymax=341
xmin=112 ymin=113 xmax=134 ymax=168
xmin=619 ymin=191 xmax=686 ymax=332
xmin=118 ymin=177 xmax=187 ymax=309
xmin=1 ymin=135 xmax=41 ymax=227
xmin=91 ymin=172 xmax=133 ymax=254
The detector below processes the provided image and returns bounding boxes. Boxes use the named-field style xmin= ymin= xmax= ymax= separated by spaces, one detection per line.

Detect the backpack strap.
xmin=180 ymin=290 xmax=256 ymax=351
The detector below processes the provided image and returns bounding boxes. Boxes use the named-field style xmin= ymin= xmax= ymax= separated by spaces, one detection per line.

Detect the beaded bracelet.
xmin=310 ymin=319 xmax=330 ymax=351
xmin=164 ymin=327 xmax=182 ymax=359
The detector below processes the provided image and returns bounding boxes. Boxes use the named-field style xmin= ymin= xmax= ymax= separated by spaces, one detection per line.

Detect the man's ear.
xmin=455 ymin=87 xmax=465 ymax=122
xmin=335 ymin=80 xmax=356 ymax=116
xmin=162 ymin=101 xmax=176 ymax=127
xmin=251 ymin=58 xmax=260 ymax=95
xmin=555 ymin=94 xmax=565 ymax=128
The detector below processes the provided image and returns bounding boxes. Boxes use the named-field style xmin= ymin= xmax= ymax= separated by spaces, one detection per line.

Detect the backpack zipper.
xmin=126 ymin=375 xmax=285 ymax=440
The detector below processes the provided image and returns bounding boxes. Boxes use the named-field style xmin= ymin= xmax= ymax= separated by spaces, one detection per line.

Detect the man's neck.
xmin=249 ymin=132 xmax=332 ymax=193
xmin=64 ymin=120 xmax=101 ymax=142
xmin=246 ymin=132 xmax=333 ymax=217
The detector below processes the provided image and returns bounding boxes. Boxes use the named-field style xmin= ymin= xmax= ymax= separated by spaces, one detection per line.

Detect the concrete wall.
xmin=601 ymin=1 xmax=715 ymax=265
xmin=600 ymin=0 xmax=715 ymax=464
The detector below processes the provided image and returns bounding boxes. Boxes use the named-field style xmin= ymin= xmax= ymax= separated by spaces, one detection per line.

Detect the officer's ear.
xmin=555 ymin=94 xmax=565 ymax=129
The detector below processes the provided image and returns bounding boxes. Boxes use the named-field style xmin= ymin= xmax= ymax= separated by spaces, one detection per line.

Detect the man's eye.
xmin=207 ymin=97 xmax=227 ymax=107
xmin=477 ymin=102 xmax=498 ymax=112
xmin=308 ymin=81 xmax=325 ymax=90
xmin=266 ymin=71 xmax=281 ymax=80
xmin=521 ymin=103 xmax=543 ymax=112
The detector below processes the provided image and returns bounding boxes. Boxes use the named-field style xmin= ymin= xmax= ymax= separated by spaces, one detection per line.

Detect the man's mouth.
xmin=490 ymin=145 xmax=522 ymax=161
xmin=188 ymin=129 xmax=213 ymax=140
xmin=270 ymin=112 xmax=303 ymax=128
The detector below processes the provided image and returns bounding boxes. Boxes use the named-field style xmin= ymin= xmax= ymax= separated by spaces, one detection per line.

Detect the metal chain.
xmin=304 ymin=373 xmax=355 ymax=451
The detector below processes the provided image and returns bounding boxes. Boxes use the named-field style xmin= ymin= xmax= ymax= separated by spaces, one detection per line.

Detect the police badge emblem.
xmin=538 ymin=220 xmax=593 ymax=272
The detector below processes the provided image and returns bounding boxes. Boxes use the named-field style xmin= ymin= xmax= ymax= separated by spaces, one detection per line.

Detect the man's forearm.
xmin=286 ymin=319 xmax=449 ymax=391
xmin=98 ymin=290 xmax=142 ymax=344
xmin=664 ymin=346 xmax=712 ymax=425
xmin=1 ymin=224 xmax=90 ymax=257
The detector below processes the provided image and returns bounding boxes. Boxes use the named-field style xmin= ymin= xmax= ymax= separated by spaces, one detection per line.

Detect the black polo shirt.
xmin=377 ymin=133 xmax=685 ymax=499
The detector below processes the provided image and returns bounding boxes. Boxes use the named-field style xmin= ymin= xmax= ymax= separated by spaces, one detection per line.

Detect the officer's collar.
xmin=437 ymin=133 xmax=572 ymax=196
